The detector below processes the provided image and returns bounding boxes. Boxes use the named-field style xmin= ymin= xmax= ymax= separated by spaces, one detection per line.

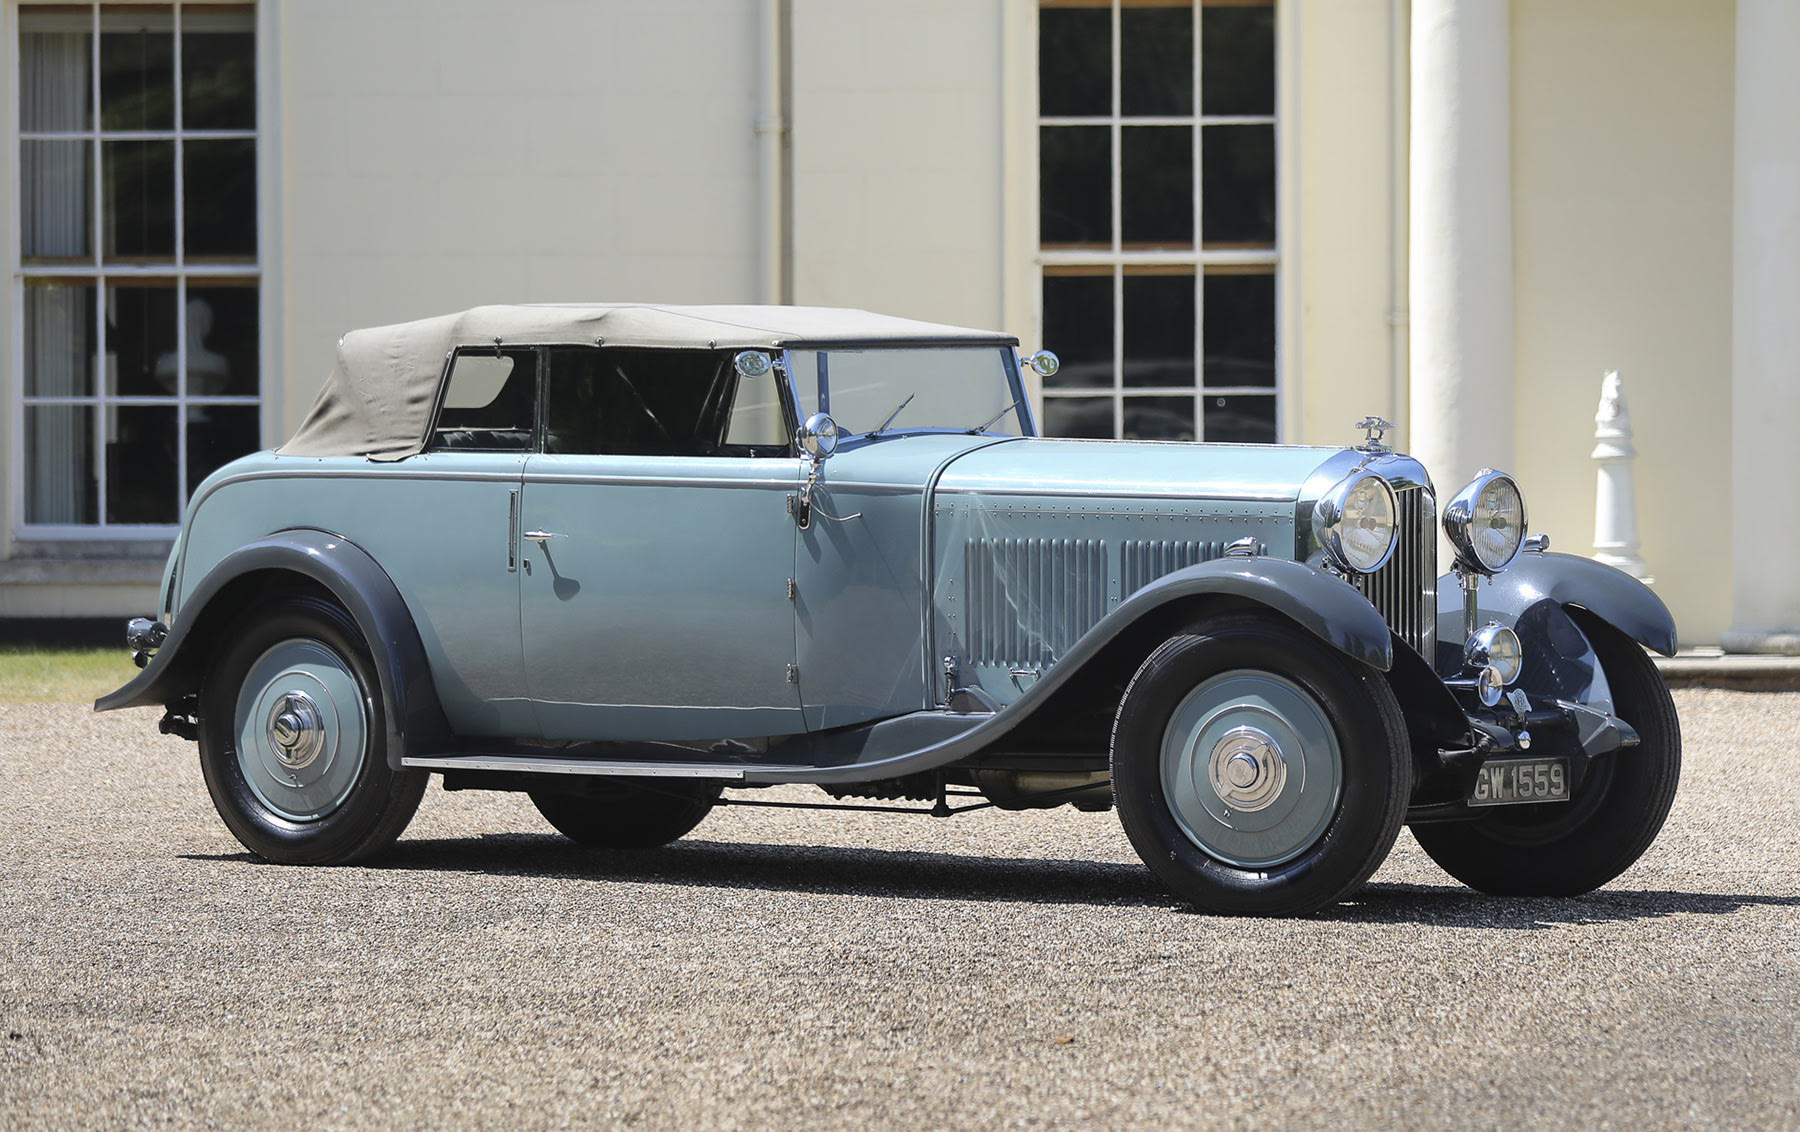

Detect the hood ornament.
xmin=1355 ymin=415 xmax=1393 ymax=453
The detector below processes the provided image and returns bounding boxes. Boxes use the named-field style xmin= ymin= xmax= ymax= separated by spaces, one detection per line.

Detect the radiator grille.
xmin=965 ymin=538 xmax=1107 ymax=667
xmin=1352 ymin=487 xmax=1437 ymax=656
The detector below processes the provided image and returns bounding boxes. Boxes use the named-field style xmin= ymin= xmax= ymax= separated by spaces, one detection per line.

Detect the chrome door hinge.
xmin=786 ymin=578 xmax=797 ymax=600
xmin=786 ymin=664 xmax=800 ymax=685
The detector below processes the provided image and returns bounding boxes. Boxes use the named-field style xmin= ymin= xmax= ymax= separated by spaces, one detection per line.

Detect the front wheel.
xmin=198 ymin=595 xmax=428 ymax=865
xmin=1411 ymin=609 xmax=1681 ymax=896
xmin=1111 ymin=615 xmax=1412 ymax=916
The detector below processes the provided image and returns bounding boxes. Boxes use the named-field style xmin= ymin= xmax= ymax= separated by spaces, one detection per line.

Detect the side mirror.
xmin=796 ymin=412 xmax=839 ymax=466
xmin=1026 ymin=350 xmax=1060 ymax=378
xmin=733 ymin=350 xmax=772 ymax=378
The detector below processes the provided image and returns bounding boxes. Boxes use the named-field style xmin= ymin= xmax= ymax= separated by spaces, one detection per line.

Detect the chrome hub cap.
xmin=266 ymin=693 xmax=325 ymax=770
xmin=234 ymin=639 xmax=368 ymax=822
xmin=1161 ymin=671 xmax=1342 ymax=868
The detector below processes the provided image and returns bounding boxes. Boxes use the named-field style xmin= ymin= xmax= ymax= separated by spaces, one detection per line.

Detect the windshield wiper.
xmin=865 ymin=393 xmax=915 ymax=438
xmin=966 ymin=400 xmax=1022 ymax=435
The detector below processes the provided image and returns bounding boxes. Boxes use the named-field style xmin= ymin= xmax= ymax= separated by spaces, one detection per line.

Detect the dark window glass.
xmin=1039 ymin=6 xmax=1110 ymax=117
xmin=1203 ymin=272 xmax=1275 ymax=388
xmin=544 ymin=348 xmax=734 ymax=456
xmin=99 ymin=7 xmax=174 ymax=131
xmin=1121 ymin=126 xmax=1192 ymax=247
xmin=1124 ymin=271 xmax=1195 ymax=388
xmin=1042 ymin=272 xmax=1113 ymax=389
xmin=433 ymin=349 xmax=538 ymax=451
xmin=106 ymin=283 xmax=179 ymax=396
xmin=1121 ymin=4 xmax=1192 ymax=117
xmin=1042 ymin=396 xmax=1115 ymax=439
xmin=1204 ymin=393 xmax=1276 ymax=443
xmin=24 ymin=405 xmax=97 ymax=524
xmin=1040 ymin=126 xmax=1111 ymax=247
xmin=186 ymin=284 xmax=259 ymax=397
xmin=103 ymin=139 xmax=175 ymax=261
xmin=1122 ymin=395 xmax=1195 ymax=441
xmin=182 ymin=8 xmax=255 ymax=129
xmin=184 ymin=138 xmax=257 ymax=259
xmin=1202 ymin=3 xmax=1275 ymax=116
xmin=1201 ymin=124 xmax=1274 ymax=246
xmin=187 ymin=404 xmax=261 ymax=495
xmin=107 ymin=405 xmax=179 ymax=523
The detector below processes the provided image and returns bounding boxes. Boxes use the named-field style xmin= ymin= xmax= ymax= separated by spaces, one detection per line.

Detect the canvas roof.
xmin=277 ymin=304 xmax=1019 ymax=461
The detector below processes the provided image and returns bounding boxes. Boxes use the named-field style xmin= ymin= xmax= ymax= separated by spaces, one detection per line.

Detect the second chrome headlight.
xmin=1313 ymin=472 xmax=1398 ymax=574
xmin=1444 ymin=470 xmax=1528 ymax=574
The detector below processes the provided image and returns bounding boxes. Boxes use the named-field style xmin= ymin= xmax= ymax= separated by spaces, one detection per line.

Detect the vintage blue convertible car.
xmin=100 ymin=304 xmax=1681 ymax=916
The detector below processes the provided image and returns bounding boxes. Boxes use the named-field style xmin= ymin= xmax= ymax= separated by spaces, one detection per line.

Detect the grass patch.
xmin=0 ymin=646 xmax=141 ymax=705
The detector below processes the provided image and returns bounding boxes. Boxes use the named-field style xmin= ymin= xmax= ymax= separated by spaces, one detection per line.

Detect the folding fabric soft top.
xmin=277 ymin=304 xmax=1018 ymax=461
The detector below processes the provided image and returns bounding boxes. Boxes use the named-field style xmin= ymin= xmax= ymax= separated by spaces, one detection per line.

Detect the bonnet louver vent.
xmin=965 ymin=539 xmax=1106 ymax=668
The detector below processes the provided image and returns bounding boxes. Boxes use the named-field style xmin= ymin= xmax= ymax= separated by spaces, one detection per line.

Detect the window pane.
xmin=1042 ymin=396 xmax=1114 ymax=439
xmin=107 ymin=282 xmax=179 ymax=396
xmin=184 ymin=138 xmax=257 ymax=259
xmin=106 ymin=405 xmax=179 ymax=523
xmin=1040 ymin=126 xmax=1111 ymax=247
xmin=1121 ymin=5 xmax=1193 ymax=117
xmin=183 ymin=7 xmax=256 ymax=130
xmin=25 ymin=405 xmax=97 ymax=524
xmin=1122 ymin=395 xmax=1195 ymax=441
xmin=21 ymin=13 xmax=92 ymax=132
xmin=187 ymin=285 xmax=259 ymax=397
xmin=188 ymin=404 xmax=261 ymax=497
xmin=1121 ymin=126 xmax=1192 ymax=248
xmin=723 ymin=372 xmax=789 ymax=448
xmin=24 ymin=283 xmax=97 ymax=397
xmin=1202 ymin=2 xmax=1275 ymax=117
xmin=1201 ymin=124 xmax=1274 ymax=246
xmin=1123 ymin=271 xmax=1195 ymax=388
xmin=1039 ymin=6 xmax=1110 ymax=117
xmin=100 ymin=6 xmax=174 ymax=131
xmin=103 ymin=139 xmax=176 ymax=261
xmin=1042 ymin=272 xmax=1113 ymax=390
xmin=435 ymin=349 xmax=537 ymax=451
xmin=1203 ymin=272 xmax=1275 ymax=388
xmin=1204 ymin=393 xmax=1276 ymax=443
xmin=22 ymin=140 xmax=92 ymax=262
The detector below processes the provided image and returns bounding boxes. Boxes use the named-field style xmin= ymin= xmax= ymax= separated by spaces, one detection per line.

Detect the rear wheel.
xmin=198 ymin=595 xmax=428 ymax=864
xmin=1111 ymin=615 xmax=1412 ymax=916
xmin=530 ymin=780 xmax=719 ymax=848
xmin=1412 ymin=610 xmax=1681 ymax=896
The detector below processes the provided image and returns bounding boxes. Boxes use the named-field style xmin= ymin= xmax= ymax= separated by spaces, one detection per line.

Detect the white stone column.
xmin=1725 ymin=0 xmax=1800 ymax=654
xmin=1408 ymin=0 xmax=1514 ymax=499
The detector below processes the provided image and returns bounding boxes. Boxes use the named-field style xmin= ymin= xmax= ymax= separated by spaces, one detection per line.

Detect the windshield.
xmin=788 ymin=347 xmax=1031 ymax=436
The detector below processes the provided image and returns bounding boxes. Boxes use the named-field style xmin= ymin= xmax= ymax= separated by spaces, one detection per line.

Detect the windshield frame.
xmin=777 ymin=343 xmax=1036 ymax=441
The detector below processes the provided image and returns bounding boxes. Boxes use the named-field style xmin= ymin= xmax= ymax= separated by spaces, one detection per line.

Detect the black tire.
xmin=198 ymin=594 xmax=428 ymax=865
xmin=1412 ymin=610 xmax=1681 ymax=896
xmin=529 ymin=780 xmax=719 ymax=848
xmin=1111 ymin=615 xmax=1412 ymax=917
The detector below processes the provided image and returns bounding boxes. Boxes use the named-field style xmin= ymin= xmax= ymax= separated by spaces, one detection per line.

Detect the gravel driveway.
xmin=2 ymin=689 xmax=1796 ymax=1130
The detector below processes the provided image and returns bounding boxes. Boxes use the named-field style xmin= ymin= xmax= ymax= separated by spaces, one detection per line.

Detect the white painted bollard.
xmin=1592 ymin=371 xmax=1653 ymax=583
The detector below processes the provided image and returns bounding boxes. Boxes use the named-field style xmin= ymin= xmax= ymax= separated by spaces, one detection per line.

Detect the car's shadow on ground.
xmin=183 ymin=833 xmax=1800 ymax=926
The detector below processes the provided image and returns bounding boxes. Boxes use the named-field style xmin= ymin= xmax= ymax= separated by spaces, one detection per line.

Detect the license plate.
xmin=1468 ymin=758 xmax=1571 ymax=806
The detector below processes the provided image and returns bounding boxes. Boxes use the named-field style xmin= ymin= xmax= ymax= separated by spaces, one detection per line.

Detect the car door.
xmin=518 ymin=345 xmax=804 ymax=742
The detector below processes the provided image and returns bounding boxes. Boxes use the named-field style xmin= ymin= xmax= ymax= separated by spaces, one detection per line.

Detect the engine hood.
xmin=933 ymin=437 xmax=1351 ymax=502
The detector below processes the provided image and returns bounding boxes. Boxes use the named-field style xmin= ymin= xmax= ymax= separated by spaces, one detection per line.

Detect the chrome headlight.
xmin=1466 ymin=623 xmax=1523 ymax=684
xmin=1313 ymin=472 xmax=1398 ymax=574
xmin=1444 ymin=470 xmax=1527 ymax=575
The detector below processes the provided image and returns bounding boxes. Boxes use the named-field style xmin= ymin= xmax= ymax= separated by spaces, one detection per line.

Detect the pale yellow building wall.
xmin=273 ymin=0 xmax=765 ymax=439
xmin=1294 ymin=0 xmax=1406 ymax=449
xmin=1511 ymin=0 xmax=1735 ymax=646
xmin=790 ymin=0 xmax=1005 ymax=331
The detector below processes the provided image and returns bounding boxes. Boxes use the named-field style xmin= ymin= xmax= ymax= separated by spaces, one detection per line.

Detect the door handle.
xmin=523 ymin=530 xmax=564 ymax=548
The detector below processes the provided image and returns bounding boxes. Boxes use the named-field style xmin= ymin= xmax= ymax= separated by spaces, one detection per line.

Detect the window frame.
xmin=11 ymin=0 xmax=261 ymax=539
xmin=1035 ymin=0 xmax=1281 ymax=443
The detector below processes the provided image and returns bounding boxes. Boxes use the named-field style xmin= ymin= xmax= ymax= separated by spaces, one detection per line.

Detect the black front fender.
xmin=1464 ymin=551 xmax=1677 ymax=657
xmin=94 ymin=529 xmax=450 ymax=768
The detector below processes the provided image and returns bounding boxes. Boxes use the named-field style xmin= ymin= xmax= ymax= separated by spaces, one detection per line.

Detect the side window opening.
xmin=544 ymin=347 xmax=791 ymax=457
xmin=432 ymin=348 xmax=538 ymax=451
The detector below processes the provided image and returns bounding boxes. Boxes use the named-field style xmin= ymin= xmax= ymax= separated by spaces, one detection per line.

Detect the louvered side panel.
xmin=1119 ymin=539 xmax=1230 ymax=598
xmin=963 ymin=538 xmax=1107 ymax=669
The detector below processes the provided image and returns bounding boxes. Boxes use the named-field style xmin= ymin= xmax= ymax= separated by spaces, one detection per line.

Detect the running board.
xmin=402 ymin=753 xmax=804 ymax=781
